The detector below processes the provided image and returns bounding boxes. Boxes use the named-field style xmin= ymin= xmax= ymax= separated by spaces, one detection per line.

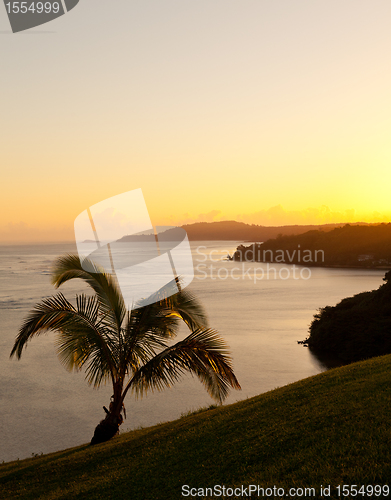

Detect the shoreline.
xmin=228 ymin=257 xmax=391 ymax=271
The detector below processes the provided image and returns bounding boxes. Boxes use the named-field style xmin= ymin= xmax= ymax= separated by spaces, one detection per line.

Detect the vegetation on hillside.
xmin=181 ymin=220 xmax=345 ymax=241
xmin=233 ymin=223 xmax=391 ymax=267
xmin=302 ymin=271 xmax=391 ymax=363
xmin=118 ymin=221 xmax=346 ymax=242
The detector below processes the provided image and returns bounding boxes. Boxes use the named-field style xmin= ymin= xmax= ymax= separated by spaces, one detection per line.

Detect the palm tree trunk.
xmin=90 ymin=384 xmax=124 ymax=445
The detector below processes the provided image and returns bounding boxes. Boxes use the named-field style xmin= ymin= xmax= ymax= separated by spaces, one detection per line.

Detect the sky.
xmin=1 ymin=0 xmax=391 ymax=242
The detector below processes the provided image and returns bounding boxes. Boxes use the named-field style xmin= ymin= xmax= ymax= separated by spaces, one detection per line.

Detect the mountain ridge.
xmin=117 ymin=220 xmax=370 ymax=242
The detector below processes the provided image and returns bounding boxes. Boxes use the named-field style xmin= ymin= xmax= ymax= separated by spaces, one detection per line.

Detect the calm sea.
xmin=0 ymin=242 xmax=385 ymax=463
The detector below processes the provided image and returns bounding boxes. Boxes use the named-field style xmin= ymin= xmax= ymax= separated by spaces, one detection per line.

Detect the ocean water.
xmin=0 ymin=242 xmax=385 ymax=463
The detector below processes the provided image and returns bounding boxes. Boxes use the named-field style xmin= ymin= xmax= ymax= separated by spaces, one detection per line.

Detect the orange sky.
xmin=1 ymin=1 xmax=391 ymax=242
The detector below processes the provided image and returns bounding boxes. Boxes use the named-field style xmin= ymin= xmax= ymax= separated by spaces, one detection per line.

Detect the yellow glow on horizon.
xmin=2 ymin=1 xmax=391 ymax=242
xmin=2 ymin=202 xmax=390 ymax=244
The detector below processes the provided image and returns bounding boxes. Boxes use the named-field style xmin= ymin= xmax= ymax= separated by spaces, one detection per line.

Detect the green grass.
xmin=1 ymin=355 xmax=391 ymax=500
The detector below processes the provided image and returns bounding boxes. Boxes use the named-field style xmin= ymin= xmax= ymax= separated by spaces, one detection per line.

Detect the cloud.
xmin=2 ymin=206 xmax=391 ymax=244
xmin=159 ymin=205 xmax=391 ymax=228
xmin=236 ymin=205 xmax=391 ymax=226
xmin=158 ymin=210 xmax=223 ymax=226
xmin=195 ymin=210 xmax=222 ymax=223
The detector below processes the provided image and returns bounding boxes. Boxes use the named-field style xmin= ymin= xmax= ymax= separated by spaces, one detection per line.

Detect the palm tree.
xmin=10 ymin=255 xmax=240 ymax=444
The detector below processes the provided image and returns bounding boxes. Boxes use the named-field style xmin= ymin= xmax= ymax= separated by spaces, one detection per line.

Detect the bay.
xmin=0 ymin=242 xmax=385 ymax=463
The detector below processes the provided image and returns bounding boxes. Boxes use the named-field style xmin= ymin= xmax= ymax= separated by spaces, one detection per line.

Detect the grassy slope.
xmin=1 ymin=355 xmax=391 ymax=500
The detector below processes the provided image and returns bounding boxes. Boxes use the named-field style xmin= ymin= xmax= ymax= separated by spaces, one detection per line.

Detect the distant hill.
xmin=232 ymin=223 xmax=391 ymax=267
xmin=181 ymin=220 xmax=346 ymax=241
xmin=117 ymin=220 xmax=349 ymax=243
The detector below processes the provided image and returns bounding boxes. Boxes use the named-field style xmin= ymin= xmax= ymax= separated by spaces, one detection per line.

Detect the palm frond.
xmin=51 ymin=254 xmax=126 ymax=333
xmin=115 ymin=306 xmax=177 ymax=380
xmin=163 ymin=287 xmax=209 ymax=331
xmin=123 ymin=328 xmax=241 ymax=404
xmin=119 ymin=288 xmax=208 ymax=380
xmin=10 ymin=292 xmax=118 ymax=386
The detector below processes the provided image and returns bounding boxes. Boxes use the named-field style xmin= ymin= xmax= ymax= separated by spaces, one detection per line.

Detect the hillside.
xmin=302 ymin=271 xmax=391 ymax=364
xmin=232 ymin=223 xmax=391 ymax=267
xmin=1 ymin=355 xmax=391 ymax=499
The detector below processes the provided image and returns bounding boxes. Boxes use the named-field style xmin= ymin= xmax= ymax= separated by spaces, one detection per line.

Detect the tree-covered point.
xmin=232 ymin=223 xmax=391 ymax=267
xmin=301 ymin=271 xmax=391 ymax=363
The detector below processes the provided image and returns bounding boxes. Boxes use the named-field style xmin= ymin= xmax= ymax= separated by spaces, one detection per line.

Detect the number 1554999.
xmin=5 ymin=2 xmax=61 ymax=14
